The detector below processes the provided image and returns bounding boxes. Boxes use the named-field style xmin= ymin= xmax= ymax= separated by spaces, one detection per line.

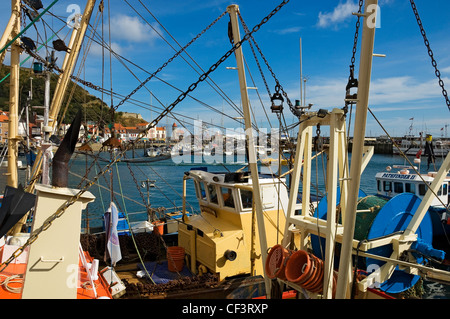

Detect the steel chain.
xmin=410 ymin=0 xmax=450 ymax=111
xmin=76 ymin=146 xmax=105 ymax=189
xmin=237 ymin=10 xmax=300 ymax=119
xmin=237 ymin=13 xmax=272 ymax=98
xmin=343 ymin=0 xmax=364 ymax=114
xmin=21 ymin=46 xmax=106 ymax=97
xmin=113 ymin=11 xmax=227 ymax=111
xmin=125 ymin=159 xmax=154 ymax=216
xmin=0 ymin=0 xmax=290 ymax=270
xmin=350 ymin=0 xmax=364 ymax=75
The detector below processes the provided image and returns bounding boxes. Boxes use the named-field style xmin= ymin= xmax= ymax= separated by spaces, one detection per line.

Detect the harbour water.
xmin=64 ymin=151 xmax=447 ymax=229
xmin=2 ymin=151 xmax=449 ymax=298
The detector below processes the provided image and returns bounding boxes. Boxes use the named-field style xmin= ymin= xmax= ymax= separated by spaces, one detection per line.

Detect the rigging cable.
xmin=344 ymin=0 xmax=364 ymax=139
xmin=1 ymin=0 xmax=292 ymax=271
xmin=238 ymin=12 xmax=297 ymax=162
xmin=83 ymin=10 xmax=247 ymax=133
xmin=46 ymin=14 xmax=247 ymax=132
xmin=114 ymin=3 xmax=231 ymax=112
xmin=410 ymin=0 xmax=450 ymax=112
xmin=134 ymin=0 xmax=243 ymax=118
xmin=114 ymin=161 xmax=157 ymax=284
xmin=57 ymin=8 xmax=103 ymax=132
xmin=0 ymin=0 xmax=60 ymax=56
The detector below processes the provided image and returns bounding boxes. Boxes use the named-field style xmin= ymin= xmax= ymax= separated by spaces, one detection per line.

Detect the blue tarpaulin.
xmin=138 ymin=261 xmax=192 ymax=284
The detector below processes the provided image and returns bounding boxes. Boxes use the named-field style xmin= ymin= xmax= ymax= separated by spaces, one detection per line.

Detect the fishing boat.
xmin=375 ymin=165 xmax=449 ymax=209
xmin=375 ymin=162 xmax=450 ymax=253
xmin=393 ymin=134 xmax=449 ymax=157
xmin=91 ymin=145 xmax=172 ymax=164
xmin=179 ymin=169 xmax=289 ymax=280
xmin=0 ymin=0 xmax=117 ymax=299
xmin=136 ymin=0 xmax=450 ymax=300
xmin=145 ymin=147 xmax=161 ymax=157
xmin=259 ymin=0 xmax=450 ymax=300
xmin=1 ymin=0 xmax=450 ymax=303
xmin=0 ymin=111 xmax=116 ymax=299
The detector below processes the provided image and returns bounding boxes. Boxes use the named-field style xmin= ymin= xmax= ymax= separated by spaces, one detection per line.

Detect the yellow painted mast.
xmin=335 ymin=0 xmax=378 ymax=298
xmin=226 ymin=4 xmax=271 ymax=298
xmin=26 ymin=0 xmax=97 ymax=193
xmin=0 ymin=1 xmax=20 ymax=65
xmin=12 ymin=0 xmax=97 ymax=235
xmin=6 ymin=0 xmax=21 ymax=189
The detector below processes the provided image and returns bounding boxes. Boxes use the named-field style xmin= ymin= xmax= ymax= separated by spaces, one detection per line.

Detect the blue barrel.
xmin=311 ymin=188 xmax=366 ymax=274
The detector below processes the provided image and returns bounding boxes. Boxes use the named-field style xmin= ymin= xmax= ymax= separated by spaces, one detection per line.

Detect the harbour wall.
xmin=348 ymin=139 xmax=393 ymax=154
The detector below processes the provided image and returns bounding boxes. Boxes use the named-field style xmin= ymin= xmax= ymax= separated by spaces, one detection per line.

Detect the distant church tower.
xmin=172 ymin=123 xmax=178 ymax=141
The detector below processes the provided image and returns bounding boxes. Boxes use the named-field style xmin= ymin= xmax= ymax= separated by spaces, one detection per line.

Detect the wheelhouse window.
xmin=240 ymin=189 xmax=253 ymax=209
xmin=196 ymin=181 xmax=207 ymax=201
xmin=394 ymin=182 xmax=403 ymax=193
xmin=418 ymin=183 xmax=427 ymax=196
xmin=377 ymin=180 xmax=381 ymax=192
xmin=220 ymin=187 xmax=235 ymax=209
xmin=383 ymin=181 xmax=392 ymax=192
xmin=208 ymin=184 xmax=218 ymax=205
xmin=405 ymin=183 xmax=415 ymax=194
xmin=442 ymin=183 xmax=448 ymax=196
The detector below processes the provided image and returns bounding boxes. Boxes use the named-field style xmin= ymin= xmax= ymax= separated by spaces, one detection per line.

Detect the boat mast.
xmin=335 ymin=0 xmax=378 ymax=298
xmin=226 ymin=4 xmax=271 ymax=298
xmin=0 ymin=1 xmax=20 ymax=65
xmin=300 ymin=38 xmax=303 ymax=106
xmin=6 ymin=0 xmax=21 ymax=189
xmin=27 ymin=0 xmax=97 ymax=192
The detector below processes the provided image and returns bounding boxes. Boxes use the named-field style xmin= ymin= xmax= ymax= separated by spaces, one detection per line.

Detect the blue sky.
xmin=1 ymin=0 xmax=450 ymax=138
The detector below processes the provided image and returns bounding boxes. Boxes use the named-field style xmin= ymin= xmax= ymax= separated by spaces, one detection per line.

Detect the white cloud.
xmin=88 ymin=41 xmax=124 ymax=57
xmin=302 ymin=78 xmax=347 ymax=107
xmin=297 ymin=74 xmax=448 ymax=136
xmin=85 ymin=14 xmax=161 ymax=56
xmin=317 ymin=0 xmax=358 ymax=29
xmin=369 ymin=76 xmax=449 ymax=105
xmin=110 ymin=14 xmax=160 ymax=43
xmin=304 ymin=76 xmax=449 ymax=108
xmin=273 ymin=26 xmax=302 ymax=35
xmin=441 ymin=66 xmax=450 ymax=74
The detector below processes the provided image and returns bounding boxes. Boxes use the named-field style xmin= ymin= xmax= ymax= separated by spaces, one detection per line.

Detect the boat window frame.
xmin=405 ymin=182 xmax=416 ymax=195
xmin=383 ymin=180 xmax=392 ymax=192
xmin=194 ymin=178 xmax=241 ymax=211
xmin=194 ymin=180 xmax=208 ymax=203
xmin=220 ymin=186 xmax=236 ymax=210
xmin=418 ymin=183 xmax=427 ymax=196
xmin=437 ymin=183 xmax=448 ymax=197
xmin=394 ymin=182 xmax=404 ymax=194
xmin=442 ymin=183 xmax=448 ymax=196
xmin=239 ymin=189 xmax=253 ymax=211
xmin=206 ymin=183 xmax=219 ymax=206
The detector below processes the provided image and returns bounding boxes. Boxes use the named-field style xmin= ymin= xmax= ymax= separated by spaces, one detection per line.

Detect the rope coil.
xmin=0 ymin=274 xmax=23 ymax=294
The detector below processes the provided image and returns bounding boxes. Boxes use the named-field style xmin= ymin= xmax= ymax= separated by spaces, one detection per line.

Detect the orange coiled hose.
xmin=265 ymin=244 xmax=292 ymax=280
xmin=284 ymin=249 xmax=337 ymax=297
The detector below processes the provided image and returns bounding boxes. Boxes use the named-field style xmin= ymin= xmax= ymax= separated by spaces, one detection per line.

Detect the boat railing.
xmin=80 ymin=205 xmax=187 ymax=234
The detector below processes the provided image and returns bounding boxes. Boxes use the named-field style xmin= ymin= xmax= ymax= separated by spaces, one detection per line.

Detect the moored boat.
xmin=375 ymin=165 xmax=449 ymax=210
xmin=1 ymin=0 xmax=450 ymax=303
xmin=375 ymin=162 xmax=450 ymax=254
